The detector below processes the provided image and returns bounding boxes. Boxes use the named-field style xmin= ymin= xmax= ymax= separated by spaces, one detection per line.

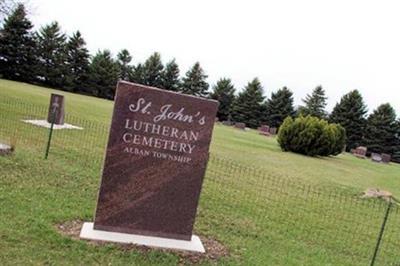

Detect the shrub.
xmin=278 ymin=115 xmax=346 ymax=156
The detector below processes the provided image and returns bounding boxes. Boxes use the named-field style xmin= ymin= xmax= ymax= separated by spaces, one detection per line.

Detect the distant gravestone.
xmin=371 ymin=153 xmax=382 ymax=163
xmin=269 ymin=127 xmax=277 ymax=135
xmin=0 ymin=143 xmax=13 ymax=156
xmin=47 ymin=94 xmax=65 ymax=125
xmin=222 ymin=120 xmax=232 ymax=126
xmin=234 ymin=122 xmax=246 ymax=130
xmin=352 ymin=146 xmax=367 ymax=158
xmin=80 ymin=81 xmax=218 ymax=252
xmin=258 ymin=125 xmax=270 ymax=136
xmin=381 ymin=153 xmax=391 ymax=164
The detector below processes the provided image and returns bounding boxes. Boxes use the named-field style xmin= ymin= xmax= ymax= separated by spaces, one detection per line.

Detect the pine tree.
xmin=161 ymin=59 xmax=180 ymax=91
xmin=329 ymin=90 xmax=367 ymax=151
xmin=181 ymin=62 xmax=209 ymax=97
xmin=87 ymin=50 xmax=119 ymax=99
xmin=0 ymin=4 xmax=36 ymax=82
xmin=65 ymin=31 xmax=89 ymax=92
xmin=129 ymin=63 xmax=145 ymax=84
xmin=364 ymin=103 xmax=399 ymax=156
xmin=210 ymin=78 xmax=236 ymax=121
xmin=231 ymin=78 xmax=265 ymax=128
xmin=300 ymin=85 xmax=327 ymax=118
xmin=36 ymin=21 xmax=68 ymax=88
xmin=142 ymin=52 xmax=164 ymax=88
xmin=394 ymin=120 xmax=400 ymax=162
xmin=264 ymin=87 xmax=295 ymax=128
xmin=117 ymin=49 xmax=132 ymax=81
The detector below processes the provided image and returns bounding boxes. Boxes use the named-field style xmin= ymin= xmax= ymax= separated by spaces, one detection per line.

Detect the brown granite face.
xmin=269 ymin=127 xmax=277 ymax=135
xmin=381 ymin=153 xmax=391 ymax=163
xmin=94 ymin=81 xmax=219 ymax=241
xmin=258 ymin=125 xmax=271 ymax=136
xmin=258 ymin=125 xmax=270 ymax=133
xmin=234 ymin=122 xmax=246 ymax=129
xmin=47 ymin=94 xmax=65 ymax=125
xmin=355 ymin=146 xmax=367 ymax=156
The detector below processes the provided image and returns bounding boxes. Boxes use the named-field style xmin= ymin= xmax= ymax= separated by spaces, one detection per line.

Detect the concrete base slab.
xmin=22 ymin=119 xmax=83 ymax=130
xmin=0 ymin=143 xmax=13 ymax=156
xmin=79 ymin=222 xmax=205 ymax=253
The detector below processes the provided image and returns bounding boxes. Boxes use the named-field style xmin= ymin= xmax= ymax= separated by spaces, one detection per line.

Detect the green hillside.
xmin=0 ymin=79 xmax=399 ymax=265
xmin=1 ymin=79 xmax=399 ymax=196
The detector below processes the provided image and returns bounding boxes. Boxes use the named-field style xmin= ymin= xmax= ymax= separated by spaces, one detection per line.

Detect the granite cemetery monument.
xmin=0 ymin=142 xmax=13 ymax=156
xmin=258 ymin=125 xmax=270 ymax=136
xmin=352 ymin=146 xmax=367 ymax=158
xmin=234 ymin=122 xmax=246 ymax=130
xmin=371 ymin=153 xmax=382 ymax=163
xmin=269 ymin=127 xmax=277 ymax=135
xmin=23 ymin=94 xmax=82 ymax=130
xmin=80 ymin=81 xmax=219 ymax=252
xmin=222 ymin=120 xmax=232 ymax=126
xmin=381 ymin=153 xmax=391 ymax=164
xmin=47 ymin=94 xmax=65 ymax=125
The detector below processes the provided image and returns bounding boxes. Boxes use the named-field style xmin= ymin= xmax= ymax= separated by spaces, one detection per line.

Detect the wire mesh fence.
xmin=1 ymin=96 xmax=399 ymax=265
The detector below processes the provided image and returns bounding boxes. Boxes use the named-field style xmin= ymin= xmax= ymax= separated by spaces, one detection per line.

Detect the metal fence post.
xmin=44 ymin=106 xmax=57 ymax=159
xmin=370 ymin=198 xmax=393 ymax=266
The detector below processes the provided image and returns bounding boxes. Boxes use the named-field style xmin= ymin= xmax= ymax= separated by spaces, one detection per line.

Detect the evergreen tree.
xmin=117 ymin=49 xmax=132 ymax=81
xmin=300 ymin=85 xmax=327 ymax=118
xmin=264 ymin=87 xmax=295 ymax=128
xmin=181 ymin=62 xmax=209 ymax=97
xmin=0 ymin=4 xmax=36 ymax=82
xmin=65 ymin=31 xmax=89 ymax=92
xmin=36 ymin=21 xmax=68 ymax=88
xmin=364 ymin=103 xmax=399 ymax=156
xmin=329 ymin=90 xmax=367 ymax=151
xmin=210 ymin=78 xmax=236 ymax=121
xmin=129 ymin=63 xmax=145 ymax=84
xmin=161 ymin=59 xmax=180 ymax=91
xmin=142 ymin=52 xmax=164 ymax=88
xmin=231 ymin=78 xmax=265 ymax=128
xmin=87 ymin=50 xmax=119 ymax=99
xmin=394 ymin=120 xmax=400 ymax=162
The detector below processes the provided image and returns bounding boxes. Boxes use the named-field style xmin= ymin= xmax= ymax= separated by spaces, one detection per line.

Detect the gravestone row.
xmin=258 ymin=125 xmax=277 ymax=136
xmin=351 ymin=146 xmax=391 ymax=164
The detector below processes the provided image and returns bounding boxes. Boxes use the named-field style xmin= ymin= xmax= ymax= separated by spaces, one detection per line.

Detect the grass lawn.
xmin=1 ymin=79 xmax=399 ymax=265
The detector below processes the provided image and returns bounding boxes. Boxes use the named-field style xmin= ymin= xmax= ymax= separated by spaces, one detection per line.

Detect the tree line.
xmin=0 ymin=4 xmax=399 ymax=161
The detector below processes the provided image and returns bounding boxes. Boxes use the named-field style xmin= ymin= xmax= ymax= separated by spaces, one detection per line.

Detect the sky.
xmin=29 ymin=0 xmax=400 ymax=115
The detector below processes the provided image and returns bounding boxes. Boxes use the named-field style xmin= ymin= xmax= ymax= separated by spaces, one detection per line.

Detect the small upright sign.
xmin=47 ymin=94 xmax=65 ymax=125
xmin=89 ymin=81 xmax=218 ymax=248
